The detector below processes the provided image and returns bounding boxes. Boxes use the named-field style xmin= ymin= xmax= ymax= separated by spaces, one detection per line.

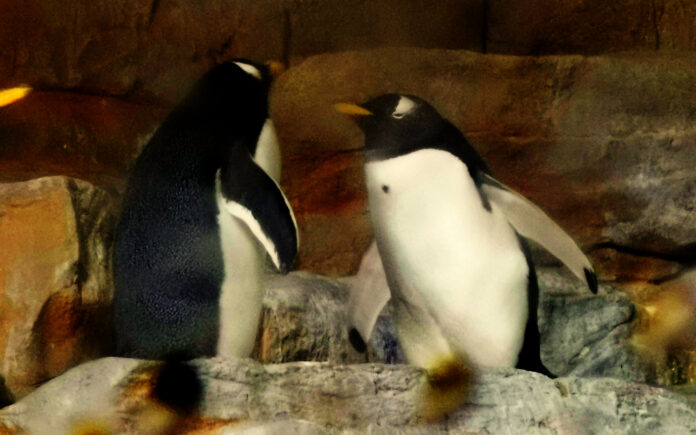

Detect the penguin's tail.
xmin=420 ymin=354 xmax=474 ymax=422
xmin=151 ymin=357 xmax=204 ymax=417
xmin=110 ymin=356 xmax=205 ymax=434
xmin=70 ymin=358 xmax=205 ymax=435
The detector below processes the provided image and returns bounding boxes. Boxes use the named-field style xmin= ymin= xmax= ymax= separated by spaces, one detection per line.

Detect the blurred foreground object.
xmin=631 ymin=271 xmax=696 ymax=384
xmin=0 ymin=86 xmax=31 ymax=108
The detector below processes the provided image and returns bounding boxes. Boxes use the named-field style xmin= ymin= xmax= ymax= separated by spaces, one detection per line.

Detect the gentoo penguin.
xmin=336 ymin=95 xmax=597 ymax=380
xmin=113 ymin=60 xmax=298 ymax=360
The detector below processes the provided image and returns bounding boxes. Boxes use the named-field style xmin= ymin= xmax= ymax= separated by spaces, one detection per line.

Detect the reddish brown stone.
xmin=0 ymin=90 xmax=168 ymax=189
xmin=658 ymin=0 xmax=696 ymax=50
xmin=0 ymin=0 xmax=483 ymax=102
xmin=486 ymin=0 xmax=656 ymax=54
xmin=589 ymin=248 xmax=683 ymax=282
xmin=0 ymin=176 xmax=115 ymax=399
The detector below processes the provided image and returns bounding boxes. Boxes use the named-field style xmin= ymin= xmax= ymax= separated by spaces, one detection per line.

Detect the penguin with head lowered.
xmin=113 ymin=59 xmax=298 ymax=360
xmin=336 ymin=94 xmax=597 ymax=387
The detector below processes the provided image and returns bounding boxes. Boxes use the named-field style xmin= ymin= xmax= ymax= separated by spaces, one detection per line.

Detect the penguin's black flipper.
xmin=480 ymin=173 xmax=597 ymax=293
xmin=219 ymin=144 xmax=298 ymax=274
xmin=515 ymin=237 xmax=554 ymax=378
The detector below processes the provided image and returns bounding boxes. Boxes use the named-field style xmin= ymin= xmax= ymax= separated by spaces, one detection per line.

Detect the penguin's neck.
xmin=252 ymin=119 xmax=281 ymax=182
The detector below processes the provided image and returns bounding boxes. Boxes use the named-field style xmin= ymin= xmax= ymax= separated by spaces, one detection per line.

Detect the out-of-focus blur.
xmin=0 ymin=85 xmax=31 ymax=107
xmin=630 ymin=275 xmax=696 ymax=384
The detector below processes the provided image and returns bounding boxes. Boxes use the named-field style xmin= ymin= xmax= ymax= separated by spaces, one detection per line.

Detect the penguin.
xmin=113 ymin=59 xmax=298 ymax=360
xmin=336 ymin=95 xmax=598 ymax=378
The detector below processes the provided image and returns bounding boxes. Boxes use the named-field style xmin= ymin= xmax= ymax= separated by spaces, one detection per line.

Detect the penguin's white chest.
xmin=215 ymin=182 xmax=267 ymax=358
xmin=365 ymin=149 xmax=530 ymax=367
xmin=214 ymin=119 xmax=281 ymax=358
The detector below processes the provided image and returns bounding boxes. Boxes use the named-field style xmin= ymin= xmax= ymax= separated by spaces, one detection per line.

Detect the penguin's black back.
xmin=113 ymin=62 xmax=270 ymax=359
xmin=114 ymin=115 xmax=224 ymax=358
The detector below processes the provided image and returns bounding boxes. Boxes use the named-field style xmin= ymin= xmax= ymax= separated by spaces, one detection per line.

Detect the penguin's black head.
xmin=179 ymin=59 xmax=282 ymax=138
xmin=335 ymin=94 xmax=449 ymax=162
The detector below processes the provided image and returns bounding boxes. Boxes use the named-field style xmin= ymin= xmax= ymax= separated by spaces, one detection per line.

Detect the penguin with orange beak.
xmin=337 ymin=94 xmax=597 ymax=379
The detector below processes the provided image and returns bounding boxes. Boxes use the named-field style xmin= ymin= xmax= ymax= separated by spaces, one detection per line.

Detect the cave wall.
xmin=1 ymin=0 xmax=695 ymax=400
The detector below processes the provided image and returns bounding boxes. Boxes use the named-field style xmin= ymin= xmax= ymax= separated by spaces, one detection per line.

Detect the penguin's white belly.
xmin=366 ymin=149 xmax=529 ymax=368
xmin=215 ymin=196 xmax=266 ymax=358
xmin=213 ymin=118 xmax=281 ymax=357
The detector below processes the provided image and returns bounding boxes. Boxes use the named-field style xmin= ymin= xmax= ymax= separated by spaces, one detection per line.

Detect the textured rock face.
xmin=2 ymin=48 xmax=695 ymax=276
xmin=254 ymin=273 xmax=366 ymax=365
xmin=0 ymin=0 xmax=483 ymax=100
xmin=271 ymin=48 xmax=696 ymax=274
xmin=1 ymin=357 xmax=694 ymax=434
xmin=0 ymin=176 xmax=116 ymax=401
xmin=0 ymin=91 xmax=167 ymax=189
xmin=486 ymin=0 xmax=696 ymax=54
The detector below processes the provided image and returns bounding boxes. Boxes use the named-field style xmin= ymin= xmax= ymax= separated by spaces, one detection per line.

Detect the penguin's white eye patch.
xmin=233 ymin=62 xmax=262 ymax=80
xmin=392 ymin=96 xmax=416 ymax=119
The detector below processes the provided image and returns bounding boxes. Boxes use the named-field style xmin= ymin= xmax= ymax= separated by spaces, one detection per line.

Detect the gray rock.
xmin=537 ymin=268 xmax=647 ymax=381
xmin=256 ymin=272 xmax=367 ymax=364
xmin=1 ymin=357 xmax=694 ymax=434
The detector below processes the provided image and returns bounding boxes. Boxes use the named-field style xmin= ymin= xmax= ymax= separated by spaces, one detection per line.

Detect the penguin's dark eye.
xmin=392 ymin=113 xmax=405 ymax=119
xmin=382 ymin=185 xmax=389 ymax=193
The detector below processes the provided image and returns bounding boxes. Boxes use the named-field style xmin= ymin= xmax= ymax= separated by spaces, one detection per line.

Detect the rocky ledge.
xmin=1 ymin=269 xmax=695 ymax=433
xmin=1 ymin=356 xmax=694 ymax=434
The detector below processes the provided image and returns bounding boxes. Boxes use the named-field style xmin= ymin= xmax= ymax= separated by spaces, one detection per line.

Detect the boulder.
xmin=1 ymin=357 xmax=694 ymax=434
xmin=271 ymin=48 xmax=696 ymax=274
xmin=0 ymin=176 xmax=116 ymax=401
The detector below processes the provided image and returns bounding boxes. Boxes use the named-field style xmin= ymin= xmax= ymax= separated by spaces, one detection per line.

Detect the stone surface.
xmin=537 ymin=269 xmax=646 ymax=382
xmin=486 ymin=0 xmax=696 ymax=54
xmin=588 ymin=247 xmax=684 ymax=282
xmin=0 ymin=0 xmax=483 ymax=101
xmin=258 ymin=266 xmax=649 ymax=382
xmin=271 ymin=48 xmax=696 ymax=274
xmin=0 ymin=176 xmax=116 ymax=401
xmin=1 ymin=357 xmax=695 ymax=434
xmin=0 ymin=90 xmax=167 ymax=190
xmin=657 ymin=0 xmax=696 ymax=50
xmin=254 ymin=272 xmax=366 ymax=365
xmin=2 ymin=49 xmax=695 ymax=276
xmin=486 ymin=0 xmax=656 ymax=54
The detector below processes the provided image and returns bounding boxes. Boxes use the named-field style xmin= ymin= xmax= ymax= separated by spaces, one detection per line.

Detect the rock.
xmin=0 ymin=90 xmax=167 ymax=190
xmin=486 ymin=0 xmax=696 ymax=54
xmin=657 ymin=0 xmax=696 ymax=50
xmin=538 ymin=268 xmax=646 ymax=381
xmin=271 ymin=48 xmax=696 ymax=274
xmin=0 ymin=0 xmax=482 ymax=102
xmin=0 ymin=176 xmax=116 ymax=401
xmin=1 ymin=357 xmax=695 ymax=434
xmin=588 ymin=247 xmax=683 ymax=282
xmin=254 ymin=272 xmax=366 ymax=364
xmin=259 ymin=267 xmax=648 ymax=383
xmin=283 ymin=0 xmax=483 ymax=60
xmin=486 ymin=0 xmax=656 ymax=54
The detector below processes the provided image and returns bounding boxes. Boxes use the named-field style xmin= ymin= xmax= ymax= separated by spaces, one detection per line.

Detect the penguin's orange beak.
xmin=0 ymin=85 xmax=31 ymax=108
xmin=334 ymin=102 xmax=372 ymax=118
xmin=266 ymin=60 xmax=285 ymax=78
